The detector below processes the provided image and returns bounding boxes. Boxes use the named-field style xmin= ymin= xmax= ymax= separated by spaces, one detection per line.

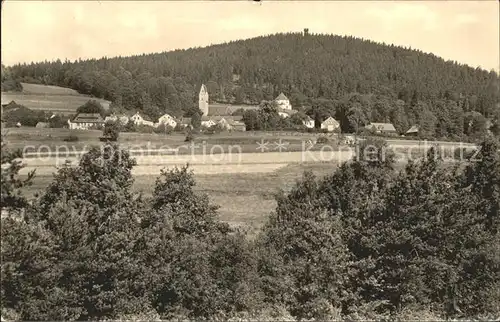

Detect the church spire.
xmin=199 ymin=84 xmax=209 ymax=116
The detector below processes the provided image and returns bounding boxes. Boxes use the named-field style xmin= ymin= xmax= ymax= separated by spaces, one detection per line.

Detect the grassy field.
xmin=2 ymin=127 xmax=186 ymax=152
xmin=19 ymin=83 xmax=80 ymax=95
xmin=21 ymin=162 xmax=339 ymax=238
xmin=3 ymin=127 xmax=343 ymax=156
xmin=1 ymin=83 xmax=110 ymax=114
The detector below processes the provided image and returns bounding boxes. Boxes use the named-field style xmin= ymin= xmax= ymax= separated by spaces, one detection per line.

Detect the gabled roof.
xmin=72 ymin=113 xmax=104 ymax=123
xmin=277 ymin=108 xmax=298 ymax=115
xmin=208 ymin=105 xmax=231 ymax=116
xmin=406 ymin=125 xmax=419 ymax=134
xmin=201 ymin=115 xmax=244 ymax=122
xmin=201 ymin=116 xmax=214 ymax=122
xmin=230 ymin=115 xmax=243 ymax=121
xmin=321 ymin=116 xmax=340 ymax=125
xmin=275 ymin=93 xmax=289 ymax=101
xmin=229 ymin=120 xmax=246 ymax=127
xmin=366 ymin=122 xmax=397 ymax=132
xmin=208 ymin=103 xmax=259 ymax=116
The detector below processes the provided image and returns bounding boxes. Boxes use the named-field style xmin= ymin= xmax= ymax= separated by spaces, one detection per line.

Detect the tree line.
xmin=2 ymin=32 xmax=499 ymax=140
xmin=1 ymin=135 xmax=499 ymax=320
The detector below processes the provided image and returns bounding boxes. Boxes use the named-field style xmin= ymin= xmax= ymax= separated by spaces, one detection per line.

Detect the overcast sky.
xmin=1 ymin=1 xmax=499 ymax=71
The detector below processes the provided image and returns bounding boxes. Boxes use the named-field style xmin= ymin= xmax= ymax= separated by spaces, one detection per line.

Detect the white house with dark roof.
xmin=67 ymin=113 xmax=105 ymax=130
xmin=365 ymin=122 xmax=398 ymax=135
xmin=275 ymin=93 xmax=292 ymax=110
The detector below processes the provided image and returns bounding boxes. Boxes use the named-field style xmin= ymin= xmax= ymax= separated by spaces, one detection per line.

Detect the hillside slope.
xmin=2 ymin=32 xmax=499 ymax=138
xmin=1 ymin=82 xmax=110 ymax=114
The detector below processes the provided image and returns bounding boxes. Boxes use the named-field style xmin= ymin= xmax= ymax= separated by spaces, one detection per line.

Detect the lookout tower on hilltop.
xmin=199 ymin=84 xmax=209 ymax=116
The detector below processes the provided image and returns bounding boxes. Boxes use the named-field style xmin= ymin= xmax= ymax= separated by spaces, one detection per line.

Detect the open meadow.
xmin=2 ymin=127 xmax=346 ymax=156
xmin=3 ymin=126 xmax=475 ymax=157
xmin=21 ymin=162 xmax=340 ymax=238
xmin=1 ymin=83 xmax=110 ymax=114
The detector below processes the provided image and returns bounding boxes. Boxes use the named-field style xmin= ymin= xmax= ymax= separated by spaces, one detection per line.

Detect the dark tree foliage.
xmin=3 ymin=33 xmax=498 ymax=139
xmin=102 ymin=121 xmax=121 ymax=141
xmin=0 ymin=135 xmax=35 ymax=211
xmin=257 ymin=139 xmax=500 ymax=319
xmin=76 ymin=99 xmax=105 ymax=116
xmin=258 ymin=171 xmax=350 ymax=320
xmin=2 ymin=102 xmax=48 ymax=127
xmin=1 ymin=157 xmax=260 ymax=320
xmin=144 ymin=166 xmax=260 ymax=319
xmin=1 ymin=64 xmax=22 ymax=92
xmin=190 ymin=111 xmax=202 ymax=129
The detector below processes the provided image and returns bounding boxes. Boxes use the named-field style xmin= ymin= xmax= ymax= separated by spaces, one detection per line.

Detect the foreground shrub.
xmin=2 ymin=144 xmax=150 ymax=320
xmin=1 ymin=137 xmax=498 ymax=320
xmin=257 ymin=171 xmax=350 ymax=320
xmin=316 ymin=136 xmax=329 ymax=144
xmin=102 ymin=120 xmax=121 ymax=141
xmin=1 ymin=135 xmax=35 ymax=211
xmin=145 ymin=166 xmax=263 ymax=319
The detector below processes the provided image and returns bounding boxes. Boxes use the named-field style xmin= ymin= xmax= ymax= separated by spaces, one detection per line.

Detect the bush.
xmin=316 ymin=136 xmax=329 ymax=144
xmin=2 ymin=102 xmax=47 ymax=127
xmin=153 ymin=123 xmax=174 ymax=135
xmin=102 ymin=121 xmax=120 ymax=141
xmin=185 ymin=132 xmax=194 ymax=142
xmin=76 ymin=100 xmax=104 ymax=116
xmin=63 ymin=134 xmax=79 ymax=142
xmin=48 ymin=114 xmax=69 ymax=128
xmin=454 ymin=147 xmax=477 ymax=161
xmin=135 ymin=124 xmax=154 ymax=133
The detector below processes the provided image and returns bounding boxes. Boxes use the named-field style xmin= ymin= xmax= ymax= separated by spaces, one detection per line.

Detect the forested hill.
xmin=2 ymin=32 xmax=499 ymax=138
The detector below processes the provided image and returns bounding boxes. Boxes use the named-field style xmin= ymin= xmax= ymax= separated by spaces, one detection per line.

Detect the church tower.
xmin=199 ymin=84 xmax=209 ymax=116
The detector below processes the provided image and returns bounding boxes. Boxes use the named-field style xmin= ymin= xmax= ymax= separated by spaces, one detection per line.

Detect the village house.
xmin=67 ymin=113 xmax=105 ymax=130
xmin=365 ymin=122 xmax=398 ymax=135
xmin=201 ymin=116 xmax=216 ymax=128
xmin=130 ymin=112 xmax=145 ymax=125
xmin=321 ymin=116 xmax=340 ymax=132
xmin=157 ymin=113 xmax=177 ymax=128
xmin=275 ymin=93 xmax=292 ymax=110
xmin=229 ymin=120 xmax=246 ymax=131
xmin=194 ymin=84 xmax=254 ymax=131
xmin=303 ymin=115 xmax=315 ymax=129
xmin=104 ymin=114 xmax=130 ymax=126
xmin=217 ymin=117 xmax=230 ymax=130
xmin=277 ymin=108 xmax=298 ymax=119
xmin=405 ymin=125 xmax=419 ymax=136
xmin=179 ymin=117 xmax=193 ymax=129
xmin=130 ymin=112 xmax=156 ymax=127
